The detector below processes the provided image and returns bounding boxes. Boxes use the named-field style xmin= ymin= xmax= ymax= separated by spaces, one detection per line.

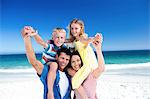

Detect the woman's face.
xmin=70 ymin=23 xmax=81 ymax=38
xmin=71 ymin=55 xmax=82 ymax=71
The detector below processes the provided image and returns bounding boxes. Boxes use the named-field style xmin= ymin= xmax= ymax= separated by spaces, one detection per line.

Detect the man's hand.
xmin=21 ymin=26 xmax=36 ymax=38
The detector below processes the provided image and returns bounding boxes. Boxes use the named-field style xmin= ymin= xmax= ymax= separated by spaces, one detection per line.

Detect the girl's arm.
xmin=79 ymin=34 xmax=94 ymax=47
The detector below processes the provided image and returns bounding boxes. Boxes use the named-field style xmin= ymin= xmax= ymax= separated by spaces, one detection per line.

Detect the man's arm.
xmin=25 ymin=26 xmax=48 ymax=48
xmin=22 ymin=27 xmax=44 ymax=75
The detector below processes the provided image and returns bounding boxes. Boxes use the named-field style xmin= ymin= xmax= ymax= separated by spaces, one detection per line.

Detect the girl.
xmin=69 ymin=38 xmax=105 ymax=99
xmin=67 ymin=18 xmax=103 ymax=89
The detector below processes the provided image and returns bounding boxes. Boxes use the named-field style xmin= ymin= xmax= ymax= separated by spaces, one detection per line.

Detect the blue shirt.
xmin=39 ymin=65 xmax=72 ymax=99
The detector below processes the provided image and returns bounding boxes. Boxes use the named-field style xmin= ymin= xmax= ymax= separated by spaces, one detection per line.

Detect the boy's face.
xmin=57 ymin=52 xmax=70 ymax=71
xmin=52 ymin=32 xmax=66 ymax=47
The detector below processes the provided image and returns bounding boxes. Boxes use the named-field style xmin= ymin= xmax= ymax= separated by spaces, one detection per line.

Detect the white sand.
xmin=97 ymin=74 xmax=150 ymax=99
xmin=0 ymin=67 xmax=150 ymax=99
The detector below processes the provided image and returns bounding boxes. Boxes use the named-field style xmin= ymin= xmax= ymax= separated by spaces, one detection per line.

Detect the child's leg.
xmin=47 ymin=62 xmax=58 ymax=99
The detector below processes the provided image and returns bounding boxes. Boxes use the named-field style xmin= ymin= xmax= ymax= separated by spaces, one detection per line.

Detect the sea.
xmin=0 ymin=50 xmax=150 ymax=76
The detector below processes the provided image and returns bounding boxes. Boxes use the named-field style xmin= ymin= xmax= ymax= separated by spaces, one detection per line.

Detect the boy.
xmin=25 ymin=26 xmax=67 ymax=66
xmin=24 ymin=26 xmax=69 ymax=99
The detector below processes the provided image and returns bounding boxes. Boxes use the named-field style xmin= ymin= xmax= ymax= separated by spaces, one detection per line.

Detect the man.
xmin=21 ymin=27 xmax=72 ymax=99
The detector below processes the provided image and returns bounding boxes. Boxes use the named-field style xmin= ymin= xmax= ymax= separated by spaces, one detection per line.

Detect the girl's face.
xmin=70 ymin=23 xmax=81 ymax=38
xmin=71 ymin=55 xmax=82 ymax=71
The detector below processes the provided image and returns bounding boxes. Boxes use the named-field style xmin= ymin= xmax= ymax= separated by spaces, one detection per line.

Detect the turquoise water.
xmin=0 ymin=50 xmax=150 ymax=69
xmin=103 ymin=50 xmax=150 ymax=64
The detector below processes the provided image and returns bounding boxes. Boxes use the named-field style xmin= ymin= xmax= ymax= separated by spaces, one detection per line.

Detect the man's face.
xmin=57 ymin=52 xmax=70 ymax=71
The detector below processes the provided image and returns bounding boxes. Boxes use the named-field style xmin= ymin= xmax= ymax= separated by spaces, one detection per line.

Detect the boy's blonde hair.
xmin=68 ymin=18 xmax=85 ymax=42
xmin=52 ymin=27 xmax=66 ymax=38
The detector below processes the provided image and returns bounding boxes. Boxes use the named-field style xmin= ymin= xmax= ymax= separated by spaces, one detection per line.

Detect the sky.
xmin=0 ymin=0 xmax=149 ymax=54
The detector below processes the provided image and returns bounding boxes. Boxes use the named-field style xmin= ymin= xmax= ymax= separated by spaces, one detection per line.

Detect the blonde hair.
xmin=68 ymin=18 xmax=85 ymax=42
xmin=52 ymin=27 xmax=66 ymax=38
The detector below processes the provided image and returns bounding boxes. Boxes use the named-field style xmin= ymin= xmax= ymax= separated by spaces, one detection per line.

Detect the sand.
xmin=0 ymin=67 xmax=150 ymax=99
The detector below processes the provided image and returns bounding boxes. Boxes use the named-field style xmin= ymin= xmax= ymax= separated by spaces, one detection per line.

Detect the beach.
xmin=0 ymin=63 xmax=150 ymax=99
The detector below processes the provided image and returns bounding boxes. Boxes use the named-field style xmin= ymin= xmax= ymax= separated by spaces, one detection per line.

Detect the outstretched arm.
xmin=21 ymin=27 xmax=43 ymax=75
xmin=32 ymin=31 xmax=48 ymax=48
xmin=25 ymin=26 xmax=48 ymax=48
xmin=92 ymin=34 xmax=105 ymax=78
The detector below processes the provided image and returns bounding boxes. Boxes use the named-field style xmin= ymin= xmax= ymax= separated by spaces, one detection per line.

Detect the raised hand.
xmin=92 ymin=33 xmax=103 ymax=50
xmin=21 ymin=26 xmax=37 ymax=38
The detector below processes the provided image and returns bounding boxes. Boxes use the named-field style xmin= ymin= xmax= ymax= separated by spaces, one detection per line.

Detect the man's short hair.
xmin=57 ymin=47 xmax=71 ymax=57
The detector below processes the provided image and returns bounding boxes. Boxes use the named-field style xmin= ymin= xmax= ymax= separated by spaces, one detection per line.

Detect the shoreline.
xmin=0 ymin=63 xmax=150 ymax=99
xmin=0 ymin=72 xmax=150 ymax=99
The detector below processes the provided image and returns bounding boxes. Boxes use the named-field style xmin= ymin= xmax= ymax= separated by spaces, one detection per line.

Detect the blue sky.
xmin=1 ymin=0 xmax=149 ymax=54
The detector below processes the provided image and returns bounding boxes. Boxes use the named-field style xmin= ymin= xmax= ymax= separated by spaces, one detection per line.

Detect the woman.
xmin=69 ymin=35 xmax=105 ymax=99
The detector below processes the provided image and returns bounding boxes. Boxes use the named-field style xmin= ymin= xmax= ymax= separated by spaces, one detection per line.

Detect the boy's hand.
xmin=21 ymin=26 xmax=37 ymax=38
xmin=30 ymin=30 xmax=38 ymax=37
xmin=21 ymin=26 xmax=32 ymax=38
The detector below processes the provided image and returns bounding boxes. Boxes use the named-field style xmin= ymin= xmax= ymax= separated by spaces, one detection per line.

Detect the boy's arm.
xmin=32 ymin=32 xmax=48 ymax=49
xmin=21 ymin=27 xmax=43 ymax=75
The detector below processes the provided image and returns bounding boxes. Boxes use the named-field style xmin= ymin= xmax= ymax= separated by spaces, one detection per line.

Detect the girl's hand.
xmin=93 ymin=33 xmax=103 ymax=45
xmin=92 ymin=33 xmax=103 ymax=50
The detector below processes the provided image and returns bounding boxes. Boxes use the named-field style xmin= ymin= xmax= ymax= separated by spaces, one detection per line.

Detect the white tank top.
xmin=58 ymin=70 xmax=69 ymax=98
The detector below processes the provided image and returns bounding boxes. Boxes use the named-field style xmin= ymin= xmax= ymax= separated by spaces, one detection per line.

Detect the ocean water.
xmin=0 ymin=50 xmax=150 ymax=76
xmin=0 ymin=50 xmax=150 ymax=69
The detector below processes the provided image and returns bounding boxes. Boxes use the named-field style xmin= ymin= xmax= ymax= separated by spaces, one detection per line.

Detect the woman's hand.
xmin=92 ymin=33 xmax=103 ymax=50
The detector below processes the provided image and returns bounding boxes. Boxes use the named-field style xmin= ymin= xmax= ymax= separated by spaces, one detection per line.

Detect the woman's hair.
xmin=68 ymin=18 xmax=85 ymax=42
xmin=68 ymin=50 xmax=83 ymax=69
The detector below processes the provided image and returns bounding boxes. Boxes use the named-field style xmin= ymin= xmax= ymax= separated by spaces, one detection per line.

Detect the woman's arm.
xmin=92 ymin=34 xmax=105 ymax=78
xmin=75 ymin=85 xmax=88 ymax=99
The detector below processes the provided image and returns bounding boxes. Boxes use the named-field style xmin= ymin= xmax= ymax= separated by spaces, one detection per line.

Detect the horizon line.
xmin=0 ymin=49 xmax=150 ymax=55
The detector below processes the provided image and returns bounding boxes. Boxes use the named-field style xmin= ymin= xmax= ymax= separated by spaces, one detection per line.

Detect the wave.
xmin=105 ymin=62 xmax=150 ymax=70
xmin=104 ymin=62 xmax=150 ymax=76
xmin=0 ymin=62 xmax=150 ymax=71
xmin=0 ymin=68 xmax=36 ymax=73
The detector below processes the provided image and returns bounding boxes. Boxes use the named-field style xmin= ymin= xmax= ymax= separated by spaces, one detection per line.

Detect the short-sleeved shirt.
xmin=75 ymin=73 xmax=97 ymax=99
xmin=41 ymin=40 xmax=66 ymax=64
xmin=39 ymin=65 xmax=72 ymax=99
